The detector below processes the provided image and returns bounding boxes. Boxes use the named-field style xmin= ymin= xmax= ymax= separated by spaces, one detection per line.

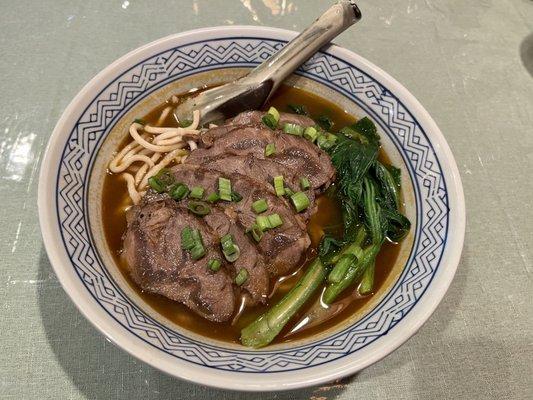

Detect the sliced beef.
xmin=189 ymin=123 xmax=335 ymax=193
xmin=170 ymin=164 xmax=311 ymax=276
xmin=229 ymin=110 xmax=315 ymax=128
xmin=123 ymin=196 xmax=235 ymax=322
xmin=194 ymin=153 xmax=317 ymax=220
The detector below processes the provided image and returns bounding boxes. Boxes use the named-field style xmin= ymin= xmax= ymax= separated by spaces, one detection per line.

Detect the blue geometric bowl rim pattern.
xmin=53 ymin=34 xmax=451 ymax=373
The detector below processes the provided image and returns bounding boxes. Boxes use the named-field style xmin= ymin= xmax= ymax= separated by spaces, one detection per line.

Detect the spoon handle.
xmin=174 ymin=1 xmax=361 ymax=124
xmin=243 ymin=1 xmax=362 ymax=94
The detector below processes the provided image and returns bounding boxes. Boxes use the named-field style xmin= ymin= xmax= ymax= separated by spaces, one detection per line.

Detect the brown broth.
xmin=101 ymin=85 xmax=400 ymax=344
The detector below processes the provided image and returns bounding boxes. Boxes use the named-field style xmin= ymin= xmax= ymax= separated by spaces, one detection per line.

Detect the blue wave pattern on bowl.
xmin=56 ymin=38 xmax=448 ymax=372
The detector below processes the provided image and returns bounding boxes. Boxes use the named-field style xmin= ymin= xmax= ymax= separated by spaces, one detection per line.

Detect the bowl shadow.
xmin=520 ymin=32 xmax=533 ymax=78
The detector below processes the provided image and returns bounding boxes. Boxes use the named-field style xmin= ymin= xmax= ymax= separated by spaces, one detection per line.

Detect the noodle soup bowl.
xmin=38 ymin=26 xmax=465 ymax=391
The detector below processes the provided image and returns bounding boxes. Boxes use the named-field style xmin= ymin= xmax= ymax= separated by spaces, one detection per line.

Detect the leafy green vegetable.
xmin=287 ymin=104 xmax=309 ymax=115
xmin=317 ymin=115 xmax=334 ymax=130
xmin=240 ymin=259 xmax=326 ymax=348
xmin=374 ymin=162 xmax=401 ymax=210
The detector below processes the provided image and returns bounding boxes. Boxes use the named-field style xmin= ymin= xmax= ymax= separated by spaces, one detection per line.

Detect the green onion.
xmin=316 ymin=133 xmax=337 ymax=150
xmin=267 ymin=106 xmax=280 ymax=123
xmin=148 ymin=176 xmax=165 ymax=193
xmin=267 ymin=213 xmax=283 ymax=228
xmin=256 ymin=215 xmax=271 ymax=231
xmin=181 ymin=227 xmax=206 ymax=260
xmin=187 ymin=201 xmax=211 ymax=216
xmin=248 ymin=224 xmax=263 ymax=242
xmin=273 ymin=175 xmax=285 ymax=196
xmin=134 ymin=118 xmax=146 ymax=125
xmin=291 ymin=191 xmax=310 ymax=212
xmin=231 ymin=191 xmax=243 ymax=202
xmin=282 ymin=123 xmax=304 ymax=136
xmin=206 ymin=192 xmax=220 ymax=203
xmin=208 ymin=258 xmax=222 ymax=272
xmin=181 ymin=227 xmax=195 ymax=250
xmin=252 ymin=198 xmax=268 ymax=214
xmin=221 ymin=234 xmax=240 ymax=262
xmin=264 ymin=143 xmax=276 ymax=157
xmin=218 ymin=177 xmax=232 ymax=201
xmin=169 ymin=183 xmax=189 ymax=200
xmin=190 ymin=243 xmax=206 ymax=260
xmin=290 ymin=191 xmax=310 ymax=213
xmin=300 ymin=177 xmax=311 ymax=190
xmin=303 ymin=126 xmax=318 ymax=142
xmin=235 ymin=268 xmax=249 ymax=286
xmin=284 ymin=187 xmax=294 ymax=197
xmin=155 ymin=168 xmax=176 ymax=187
xmin=189 ymin=186 xmax=204 ymax=199
xmin=220 ymin=234 xmax=236 ymax=254
xmin=262 ymin=114 xmax=277 ymax=130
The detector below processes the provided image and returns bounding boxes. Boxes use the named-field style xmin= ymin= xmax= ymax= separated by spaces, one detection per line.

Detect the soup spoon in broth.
xmin=174 ymin=1 xmax=362 ymax=126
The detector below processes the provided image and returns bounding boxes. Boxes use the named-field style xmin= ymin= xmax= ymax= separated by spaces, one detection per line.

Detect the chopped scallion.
xmin=187 ymin=201 xmax=211 ymax=216
xmin=221 ymin=234 xmax=240 ymax=262
xmin=206 ymin=192 xmax=220 ymax=203
xmin=262 ymin=113 xmax=277 ymax=130
xmin=267 ymin=213 xmax=283 ymax=228
xmin=249 ymin=224 xmax=263 ymax=242
xmin=267 ymin=106 xmax=280 ymax=123
xmin=264 ymin=143 xmax=276 ymax=157
xmin=181 ymin=227 xmax=206 ymax=260
xmin=316 ymin=133 xmax=338 ymax=150
xmin=252 ymin=198 xmax=268 ymax=214
xmin=181 ymin=227 xmax=195 ymax=250
xmin=169 ymin=183 xmax=189 ymax=200
xmin=256 ymin=215 xmax=271 ymax=231
xmin=284 ymin=187 xmax=294 ymax=197
xmin=190 ymin=243 xmax=206 ymax=260
xmin=283 ymin=123 xmax=304 ymax=136
xmin=235 ymin=268 xmax=248 ymax=286
xmin=300 ymin=177 xmax=311 ymax=190
xmin=218 ymin=177 xmax=232 ymax=201
xmin=303 ymin=126 xmax=319 ymax=142
xmin=208 ymin=258 xmax=222 ymax=272
xmin=189 ymin=186 xmax=204 ymax=199
xmin=273 ymin=175 xmax=285 ymax=196
xmin=148 ymin=176 xmax=165 ymax=193
xmin=290 ymin=191 xmax=310 ymax=213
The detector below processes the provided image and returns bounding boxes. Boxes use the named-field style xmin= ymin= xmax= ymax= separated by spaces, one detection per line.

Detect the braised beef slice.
xmin=123 ymin=197 xmax=235 ymax=322
xmin=170 ymin=164 xmax=311 ymax=276
xmin=190 ymin=123 xmax=335 ymax=193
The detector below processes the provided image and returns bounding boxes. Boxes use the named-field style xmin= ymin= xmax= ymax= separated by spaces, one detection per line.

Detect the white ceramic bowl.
xmin=38 ymin=26 xmax=465 ymax=391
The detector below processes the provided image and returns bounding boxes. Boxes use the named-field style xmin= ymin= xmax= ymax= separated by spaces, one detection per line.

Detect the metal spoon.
xmin=174 ymin=1 xmax=362 ymax=125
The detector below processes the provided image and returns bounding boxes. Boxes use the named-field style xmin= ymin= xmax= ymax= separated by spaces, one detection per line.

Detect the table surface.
xmin=1 ymin=1 xmax=532 ymax=399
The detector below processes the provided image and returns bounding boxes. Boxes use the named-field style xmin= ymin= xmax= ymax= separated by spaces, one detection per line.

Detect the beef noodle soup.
xmin=102 ymin=85 xmax=408 ymax=346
